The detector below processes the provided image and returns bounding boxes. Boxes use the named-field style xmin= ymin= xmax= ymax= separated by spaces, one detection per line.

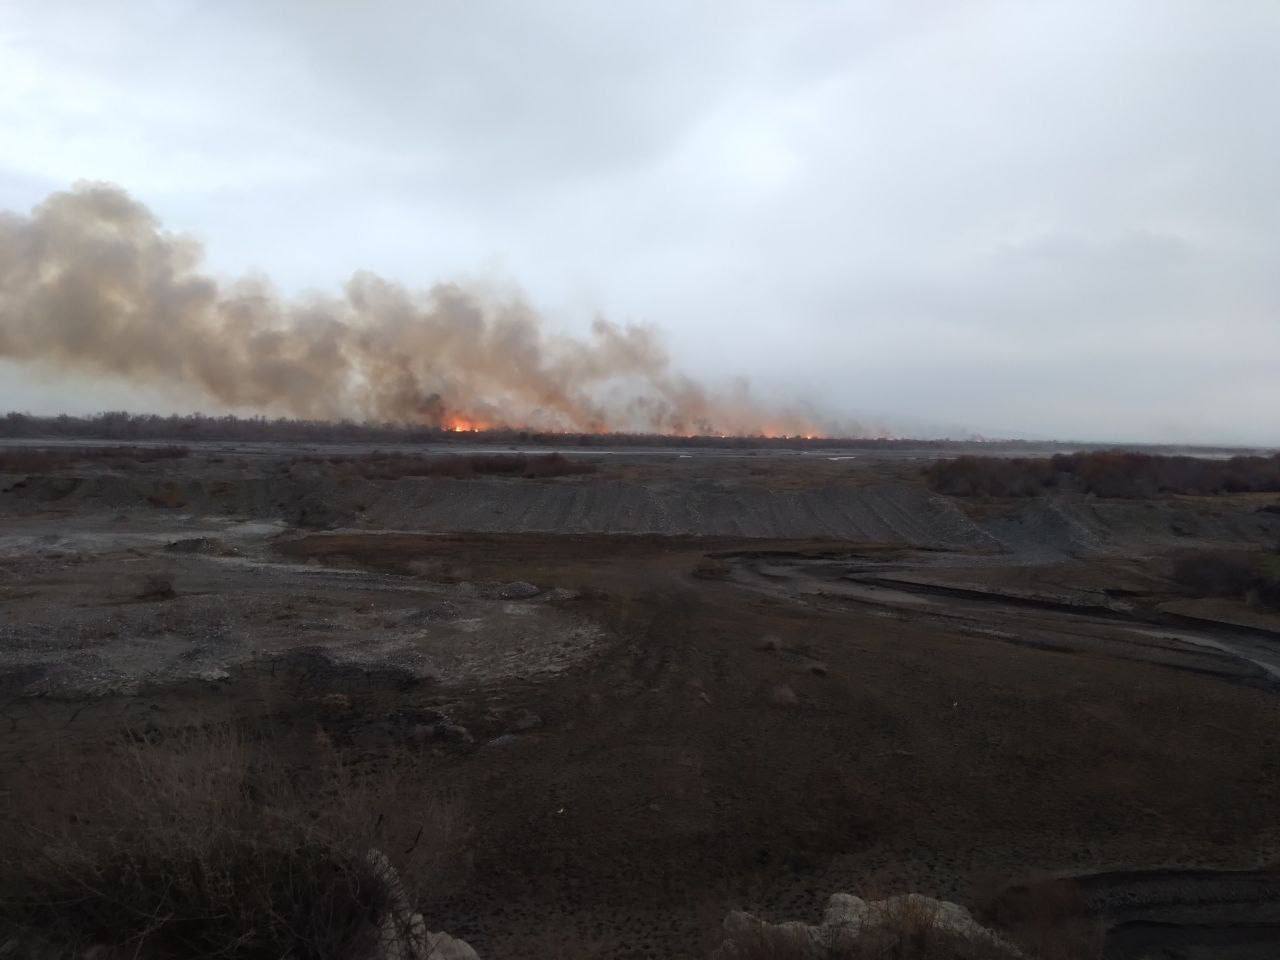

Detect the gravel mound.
xmin=975 ymin=495 xmax=1280 ymax=559
xmin=363 ymin=478 xmax=996 ymax=548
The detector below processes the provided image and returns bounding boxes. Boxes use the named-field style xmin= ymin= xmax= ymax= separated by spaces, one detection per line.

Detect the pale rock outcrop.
xmin=425 ymin=930 xmax=481 ymax=960
xmin=713 ymin=892 xmax=1022 ymax=959
xmin=366 ymin=849 xmax=481 ymax=960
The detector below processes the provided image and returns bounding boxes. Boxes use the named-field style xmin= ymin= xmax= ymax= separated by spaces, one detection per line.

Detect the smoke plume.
xmin=0 ymin=183 xmax=834 ymax=436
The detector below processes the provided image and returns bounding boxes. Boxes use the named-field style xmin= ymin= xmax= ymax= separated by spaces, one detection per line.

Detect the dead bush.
xmin=146 ymin=481 xmax=188 ymax=508
xmin=979 ymin=880 xmax=1103 ymax=960
xmin=0 ymin=449 xmax=64 ymax=473
xmin=135 ymin=572 xmax=177 ymax=601
xmin=923 ymin=456 xmax=1058 ymax=497
xmin=299 ymin=451 xmax=597 ymax=480
xmin=90 ymin=444 xmax=190 ymax=463
xmin=0 ymin=727 xmax=459 ymax=959
xmin=926 ymin=451 xmax=1280 ymax=499
xmin=694 ymin=557 xmax=732 ymax=579
xmin=0 ymin=445 xmax=189 ymax=474
xmin=1171 ymin=549 xmax=1280 ymax=610
xmin=1171 ymin=551 xmax=1258 ymax=597
xmin=517 ymin=452 xmax=598 ymax=478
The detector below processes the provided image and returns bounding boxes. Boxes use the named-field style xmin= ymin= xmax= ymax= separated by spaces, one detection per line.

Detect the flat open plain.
xmin=2 ymin=440 xmax=1279 ymax=958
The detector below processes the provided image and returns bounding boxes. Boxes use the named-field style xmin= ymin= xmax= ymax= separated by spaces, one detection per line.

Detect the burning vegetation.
xmin=0 ymin=183 xmax=836 ymax=438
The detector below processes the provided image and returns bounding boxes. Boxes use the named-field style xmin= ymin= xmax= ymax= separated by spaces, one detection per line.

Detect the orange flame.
xmin=442 ymin=415 xmax=492 ymax=433
xmin=436 ymin=410 xmax=831 ymax=439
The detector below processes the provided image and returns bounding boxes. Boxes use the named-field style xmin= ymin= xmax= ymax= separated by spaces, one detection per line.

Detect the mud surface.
xmin=2 ymin=442 xmax=1279 ymax=958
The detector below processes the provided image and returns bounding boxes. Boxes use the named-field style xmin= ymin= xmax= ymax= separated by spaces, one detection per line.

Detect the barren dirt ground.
xmin=3 ymin=442 xmax=1280 ymax=958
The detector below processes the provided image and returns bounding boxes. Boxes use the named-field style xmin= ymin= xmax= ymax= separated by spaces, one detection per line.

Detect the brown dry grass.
xmin=0 ymin=727 xmax=460 ymax=959
xmin=0 ymin=445 xmax=189 ymax=473
xmin=296 ymin=451 xmax=598 ymax=481
xmin=926 ymin=451 xmax=1280 ymax=498
xmin=979 ymin=880 xmax=1104 ymax=960
xmin=1170 ymin=548 xmax=1280 ymax=611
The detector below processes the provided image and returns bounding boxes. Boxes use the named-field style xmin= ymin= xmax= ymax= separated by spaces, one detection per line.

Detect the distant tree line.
xmin=0 ymin=411 xmax=1271 ymax=456
xmin=0 ymin=411 xmax=450 ymax=444
xmin=926 ymin=451 xmax=1280 ymax=498
xmin=0 ymin=410 xmax=968 ymax=449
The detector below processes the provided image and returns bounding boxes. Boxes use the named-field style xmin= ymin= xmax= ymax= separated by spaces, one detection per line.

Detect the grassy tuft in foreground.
xmin=0 ymin=728 xmax=458 ymax=960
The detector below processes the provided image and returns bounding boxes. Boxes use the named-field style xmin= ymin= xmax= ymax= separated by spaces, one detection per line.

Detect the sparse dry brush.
xmin=0 ymin=727 xmax=460 ymax=959
xmin=1171 ymin=548 xmax=1280 ymax=610
xmin=297 ymin=450 xmax=597 ymax=480
xmin=979 ymin=880 xmax=1104 ymax=960
xmin=0 ymin=445 xmax=189 ymax=474
xmin=926 ymin=451 xmax=1280 ymax=498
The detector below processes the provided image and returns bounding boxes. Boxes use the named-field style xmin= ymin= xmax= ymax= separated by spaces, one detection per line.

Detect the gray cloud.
xmin=0 ymin=0 xmax=1276 ymax=443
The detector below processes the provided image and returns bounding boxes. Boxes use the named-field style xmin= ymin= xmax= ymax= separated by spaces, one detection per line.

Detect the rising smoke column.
xmin=0 ymin=183 xmax=831 ymax=435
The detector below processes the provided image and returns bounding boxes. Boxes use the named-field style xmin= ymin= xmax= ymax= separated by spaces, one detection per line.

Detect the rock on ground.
xmin=365 ymin=849 xmax=481 ymax=960
xmin=491 ymin=581 xmax=541 ymax=600
xmin=713 ymin=892 xmax=1023 ymax=959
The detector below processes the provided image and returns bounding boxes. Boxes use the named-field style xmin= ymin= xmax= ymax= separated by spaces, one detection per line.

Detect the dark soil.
xmin=3 ymin=443 xmax=1279 ymax=958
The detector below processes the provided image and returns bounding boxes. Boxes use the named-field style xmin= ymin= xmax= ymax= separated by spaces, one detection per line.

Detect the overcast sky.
xmin=1 ymin=0 xmax=1277 ymax=443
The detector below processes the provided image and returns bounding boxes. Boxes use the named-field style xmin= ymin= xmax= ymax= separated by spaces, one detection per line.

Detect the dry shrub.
xmin=516 ymin=452 xmax=598 ymax=478
xmin=0 ymin=445 xmax=188 ymax=474
xmin=0 ymin=727 xmax=459 ymax=959
xmin=980 ymin=880 xmax=1103 ymax=960
xmin=923 ymin=456 xmax=1057 ymax=498
xmin=300 ymin=451 xmax=597 ymax=480
xmin=92 ymin=444 xmax=190 ymax=463
xmin=926 ymin=451 xmax=1280 ymax=499
xmin=694 ymin=557 xmax=732 ymax=580
xmin=135 ymin=572 xmax=177 ymax=601
xmin=0 ymin=449 xmax=64 ymax=472
xmin=1171 ymin=550 xmax=1259 ymax=597
xmin=146 ymin=481 xmax=189 ymax=508
xmin=1171 ymin=549 xmax=1280 ymax=611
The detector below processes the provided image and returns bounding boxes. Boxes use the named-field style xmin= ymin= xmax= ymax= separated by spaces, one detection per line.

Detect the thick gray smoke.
xmin=0 ymin=183 xmax=832 ymax=436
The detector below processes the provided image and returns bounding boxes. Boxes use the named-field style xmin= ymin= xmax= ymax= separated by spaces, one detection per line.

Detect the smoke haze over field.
xmin=0 ymin=184 xmax=831 ymax=436
xmin=1 ymin=2 xmax=1279 ymax=443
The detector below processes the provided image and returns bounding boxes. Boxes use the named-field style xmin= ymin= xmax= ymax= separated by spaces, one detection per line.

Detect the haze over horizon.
xmin=2 ymin=1 xmax=1277 ymax=444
